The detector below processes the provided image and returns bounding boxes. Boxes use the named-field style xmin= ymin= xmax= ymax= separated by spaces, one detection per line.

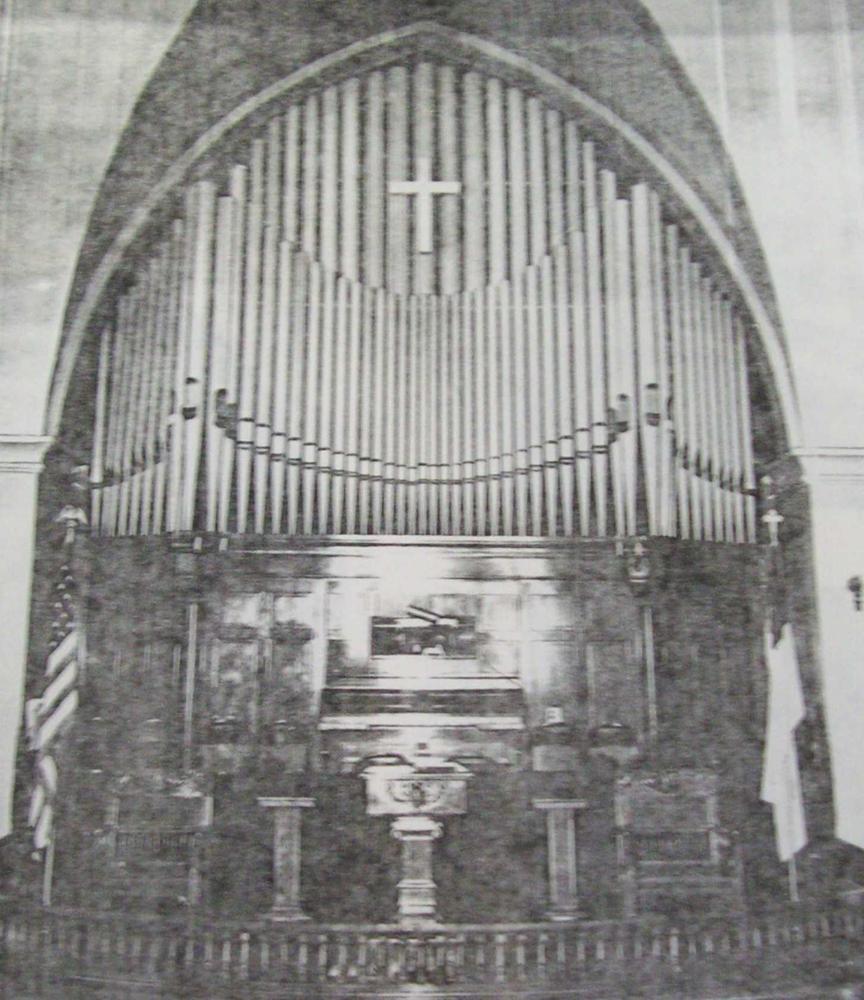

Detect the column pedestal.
xmin=533 ymin=799 xmax=587 ymax=921
xmin=257 ymin=796 xmax=315 ymax=921
xmin=391 ymin=815 xmax=443 ymax=927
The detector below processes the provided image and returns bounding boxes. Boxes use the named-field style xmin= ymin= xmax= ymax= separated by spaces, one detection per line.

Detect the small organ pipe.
xmin=369 ymin=288 xmax=386 ymax=533
xmin=525 ymin=266 xmax=543 ymax=535
xmin=216 ymin=166 xmax=246 ymax=535
xmin=330 ymin=275 xmax=349 ymax=534
xmin=680 ymin=248 xmax=703 ymax=540
xmin=570 ymin=242 xmax=592 ymax=538
xmin=363 ymin=72 xmax=385 ymax=288
xmin=649 ymin=191 xmax=673 ymax=538
xmin=316 ymin=268 xmax=337 ymax=534
xmin=207 ymin=195 xmax=234 ymax=533
xmin=341 ymin=78 xmax=360 ymax=281
xmin=285 ymin=252 xmax=307 ymax=536
xmin=508 ymin=87 xmax=528 ymax=283
xmin=554 ymin=248 xmax=574 ymax=536
xmin=181 ymin=181 xmax=215 ymax=533
xmin=666 ymin=225 xmax=690 ymax=539
xmin=614 ymin=198 xmax=638 ymax=538
xmin=302 ymin=261 xmax=322 ymax=535
xmin=498 ymin=281 xmax=515 ymax=536
xmin=270 ymin=241 xmax=292 ymax=533
xmin=236 ymin=143 xmax=264 ymax=533
xmin=734 ymin=317 xmax=757 ymax=542
xmin=583 ymin=143 xmax=609 ymax=536
xmin=254 ymin=121 xmax=282 ymax=534
xmin=632 ymin=184 xmax=659 ymax=538
xmin=461 ymin=291 xmax=475 ymax=534
xmin=154 ymin=221 xmax=185 ymax=537
xmin=527 ymin=97 xmax=547 ymax=267
xmin=90 ymin=329 xmax=111 ymax=533
xmin=474 ymin=290 xmax=488 ymax=535
xmin=540 ymin=255 xmax=559 ymax=535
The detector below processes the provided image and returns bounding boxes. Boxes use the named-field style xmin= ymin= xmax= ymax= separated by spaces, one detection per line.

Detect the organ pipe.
xmin=601 ymin=171 xmax=625 ymax=538
xmin=236 ymin=143 xmax=264 ymax=533
xmin=254 ymin=120 xmax=282 ymax=535
xmin=632 ymin=184 xmax=660 ymax=538
xmin=734 ymin=317 xmax=757 ymax=542
xmin=677 ymin=247 xmax=700 ymax=540
xmin=88 ymin=63 xmax=765 ymax=546
xmin=648 ymin=192 xmax=673 ymax=538
xmin=665 ymin=225 xmax=690 ymax=540
xmin=554 ymin=247 xmax=574 ymax=537
xmin=285 ymin=252 xmax=306 ymax=537
xmin=207 ymin=196 xmax=234 ymax=534
xmin=540 ymin=255 xmax=559 ymax=535
xmin=270 ymin=240 xmax=292 ymax=533
xmin=90 ymin=328 xmax=111 ymax=532
xmin=330 ymin=276 xmax=348 ymax=534
xmin=498 ymin=282 xmax=514 ymax=535
xmin=583 ymin=143 xmax=609 ymax=537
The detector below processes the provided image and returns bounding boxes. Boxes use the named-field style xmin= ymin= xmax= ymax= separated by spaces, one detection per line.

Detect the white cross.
xmin=762 ymin=507 xmax=784 ymax=547
xmin=389 ymin=157 xmax=461 ymax=253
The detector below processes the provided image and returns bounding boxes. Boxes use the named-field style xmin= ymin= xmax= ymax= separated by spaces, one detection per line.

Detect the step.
xmin=319 ymin=712 xmax=525 ymax=730
xmin=320 ymin=688 xmax=525 ymax=717
xmin=330 ymin=656 xmax=507 ymax=679
xmin=326 ymin=675 xmax=520 ymax=691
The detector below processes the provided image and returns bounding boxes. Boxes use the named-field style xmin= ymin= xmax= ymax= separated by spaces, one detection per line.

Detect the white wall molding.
xmin=792 ymin=443 xmax=864 ymax=849
xmin=0 ymin=433 xmax=52 ymax=837
xmin=0 ymin=434 xmax=53 ymax=473
xmin=794 ymin=446 xmax=864 ymax=484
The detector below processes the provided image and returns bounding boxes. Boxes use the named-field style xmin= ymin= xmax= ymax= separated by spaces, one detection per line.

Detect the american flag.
xmin=25 ymin=557 xmax=81 ymax=852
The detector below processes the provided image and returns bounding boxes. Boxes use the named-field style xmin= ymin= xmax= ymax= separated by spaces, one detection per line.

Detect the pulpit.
xmin=361 ymin=756 xmax=471 ymax=926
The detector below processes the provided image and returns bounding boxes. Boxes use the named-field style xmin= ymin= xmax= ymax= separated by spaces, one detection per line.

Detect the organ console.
xmin=89 ymin=61 xmax=758 ymax=543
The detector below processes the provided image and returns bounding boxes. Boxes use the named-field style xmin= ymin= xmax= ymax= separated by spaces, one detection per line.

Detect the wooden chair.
xmin=614 ymin=770 xmax=743 ymax=917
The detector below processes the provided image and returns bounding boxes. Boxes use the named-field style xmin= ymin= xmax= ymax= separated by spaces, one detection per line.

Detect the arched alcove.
xmin=11 ymin=6 xmax=841 ymax=989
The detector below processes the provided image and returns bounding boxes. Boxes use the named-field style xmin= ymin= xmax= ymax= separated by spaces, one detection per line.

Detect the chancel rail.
xmin=88 ymin=62 xmax=757 ymax=542
xmin=2 ymin=904 xmax=861 ymax=995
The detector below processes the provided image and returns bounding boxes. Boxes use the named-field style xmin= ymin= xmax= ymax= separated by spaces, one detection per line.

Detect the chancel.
xmin=3 ymin=1 xmax=863 ymax=998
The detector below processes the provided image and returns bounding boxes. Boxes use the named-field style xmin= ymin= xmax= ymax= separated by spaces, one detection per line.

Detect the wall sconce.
xmin=848 ymin=576 xmax=862 ymax=612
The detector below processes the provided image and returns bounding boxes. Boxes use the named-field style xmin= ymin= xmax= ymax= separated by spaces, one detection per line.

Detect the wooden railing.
xmin=2 ymin=903 xmax=863 ymax=996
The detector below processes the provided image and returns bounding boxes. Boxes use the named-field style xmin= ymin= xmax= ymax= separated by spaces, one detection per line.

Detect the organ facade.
xmin=7 ymin=4 xmax=851 ymax=997
xmin=91 ymin=58 xmax=758 ymax=545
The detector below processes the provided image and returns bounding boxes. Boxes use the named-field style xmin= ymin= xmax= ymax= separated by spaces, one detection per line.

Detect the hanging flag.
xmin=760 ymin=621 xmax=807 ymax=862
xmin=25 ymin=556 xmax=81 ymax=853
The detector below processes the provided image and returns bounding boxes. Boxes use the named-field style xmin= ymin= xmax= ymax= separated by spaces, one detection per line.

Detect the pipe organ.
xmin=32 ymin=5 xmax=830 ymax=949
xmin=90 ymin=61 xmax=758 ymax=541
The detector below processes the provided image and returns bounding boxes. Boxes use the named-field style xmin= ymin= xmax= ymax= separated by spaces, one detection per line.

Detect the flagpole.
xmin=41 ymin=839 xmax=55 ymax=906
xmin=787 ymin=854 xmax=799 ymax=903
